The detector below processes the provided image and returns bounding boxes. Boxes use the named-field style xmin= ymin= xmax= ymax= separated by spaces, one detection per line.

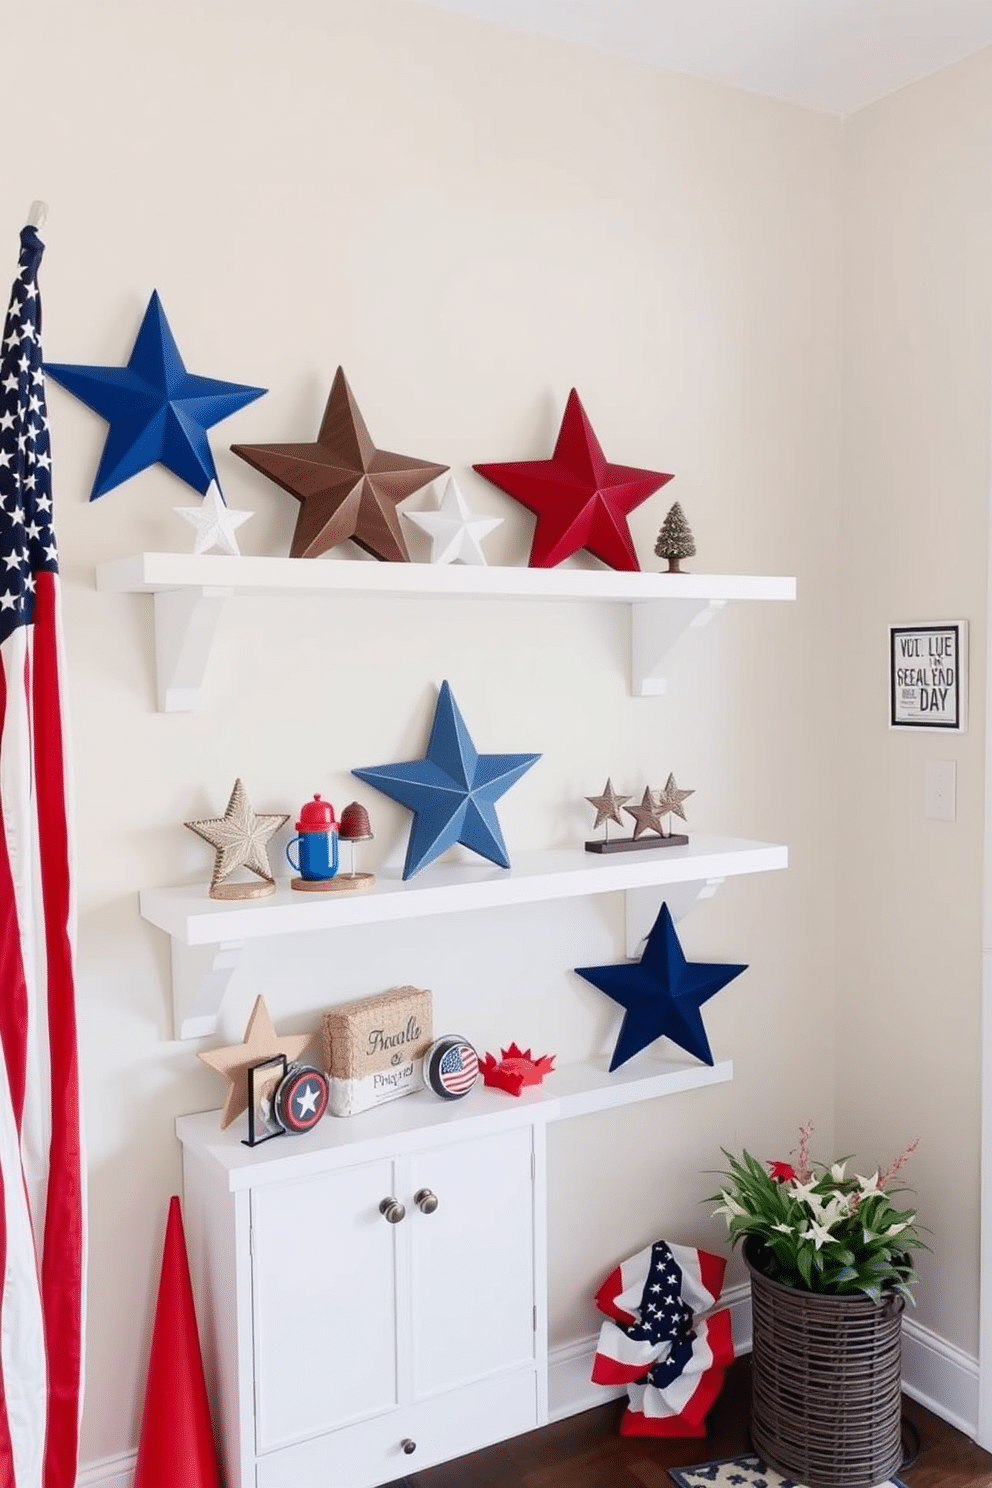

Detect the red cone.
xmin=133 ymin=1195 xmax=222 ymax=1488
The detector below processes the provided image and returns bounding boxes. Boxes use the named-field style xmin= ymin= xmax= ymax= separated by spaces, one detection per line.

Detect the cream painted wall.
xmin=2 ymin=0 xmax=842 ymax=1467
xmin=839 ymin=49 xmax=992 ymax=1358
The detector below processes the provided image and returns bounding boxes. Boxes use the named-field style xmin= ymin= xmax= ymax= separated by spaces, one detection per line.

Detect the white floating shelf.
xmin=141 ymin=835 xmax=787 ymax=1040
xmin=96 ymin=553 xmax=796 ymax=710
xmin=176 ymin=1053 xmax=734 ymax=1188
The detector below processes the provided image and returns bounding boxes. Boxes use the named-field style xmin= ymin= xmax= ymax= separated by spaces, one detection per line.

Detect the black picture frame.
xmin=243 ymin=1053 xmax=287 ymax=1147
xmin=888 ymin=620 xmax=968 ymax=732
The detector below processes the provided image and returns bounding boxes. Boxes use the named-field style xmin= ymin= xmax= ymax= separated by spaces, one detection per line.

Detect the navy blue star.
xmin=575 ymin=903 xmax=746 ymax=1070
xmin=45 ymin=291 xmax=265 ymax=499
xmin=353 ymin=680 xmax=540 ymax=880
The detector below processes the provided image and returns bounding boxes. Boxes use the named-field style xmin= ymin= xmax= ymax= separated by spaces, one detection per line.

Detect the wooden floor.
xmin=399 ymin=1359 xmax=992 ymax=1488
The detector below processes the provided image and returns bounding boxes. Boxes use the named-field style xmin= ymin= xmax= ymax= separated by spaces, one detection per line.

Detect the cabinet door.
xmin=407 ymin=1125 xmax=536 ymax=1399
xmin=251 ymin=1158 xmax=401 ymax=1452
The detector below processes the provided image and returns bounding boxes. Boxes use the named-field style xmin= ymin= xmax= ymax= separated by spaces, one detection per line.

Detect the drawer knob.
xmin=414 ymin=1187 xmax=439 ymax=1215
xmin=401 ymin=1439 xmax=417 ymax=1455
xmin=379 ymin=1197 xmax=406 ymax=1224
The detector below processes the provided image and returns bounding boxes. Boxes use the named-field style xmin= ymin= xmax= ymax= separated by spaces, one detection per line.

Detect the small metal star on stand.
xmin=584 ymin=779 xmax=689 ymax=854
xmin=575 ymin=902 xmax=747 ymax=1071
xmin=198 ymin=994 xmax=316 ymax=1129
xmin=185 ymin=777 xmax=289 ymax=899
xmin=584 ymin=778 xmax=631 ymax=846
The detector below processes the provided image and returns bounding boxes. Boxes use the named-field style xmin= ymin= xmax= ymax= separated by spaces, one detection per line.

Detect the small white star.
xmin=35 ymin=493 xmax=51 ymax=511
xmin=174 ymin=480 xmax=253 ymax=556
xmin=2 ymin=374 xmax=17 ymax=394
xmin=0 ymin=591 xmax=16 ymax=611
xmin=0 ymin=451 xmax=11 ymax=469
xmin=404 ymin=475 xmax=503 ymax=566
xmin=0 ymin=410 xmax=14 ymax=431
xmin=45 ymin=542 xmax=58 ymax=563
xmin=35 ymin=450 xmax=50 ymax=470
xmin=2 ymin=552 xmax=20 ymax=571
xmin=294 ymin=1083 xmax=320 ymax=1118
xmin=25 ymin=520 xmax=41 ymax=539
xmin=18 ymin=321 xmax=35 ymax=343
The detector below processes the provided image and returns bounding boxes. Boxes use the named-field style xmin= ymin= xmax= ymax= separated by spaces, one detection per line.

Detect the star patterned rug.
xmin=668 ymin=1454 xmax=909 ymax=1488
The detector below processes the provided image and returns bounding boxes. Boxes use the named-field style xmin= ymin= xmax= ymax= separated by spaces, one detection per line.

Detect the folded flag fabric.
xmin=592 ymin=1240 xmax=734 ymax=1437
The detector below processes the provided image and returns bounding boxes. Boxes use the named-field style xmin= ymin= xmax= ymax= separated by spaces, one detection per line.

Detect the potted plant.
xmin=711 ymin=1123 xmax=924 ymax=1488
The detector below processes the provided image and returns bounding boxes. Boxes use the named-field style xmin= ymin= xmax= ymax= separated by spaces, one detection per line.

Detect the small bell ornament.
xmin=337 ymin=801 xmax=376 ymax=891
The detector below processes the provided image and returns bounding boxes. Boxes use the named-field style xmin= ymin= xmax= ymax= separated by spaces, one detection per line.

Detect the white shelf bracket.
xmin=153 ymin=586 xmax=232 ymax=712
xmin=624 ymin=877 xmax=725 ymax=957
xmin=171 ymin=938 xmax=246 ymax=1041
xmin=631 ymin=598 xmax=726 ymax=697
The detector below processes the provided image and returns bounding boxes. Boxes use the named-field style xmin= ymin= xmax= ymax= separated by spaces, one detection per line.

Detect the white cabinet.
xmin=178 ymin=1108 xmax=546 ymax=1488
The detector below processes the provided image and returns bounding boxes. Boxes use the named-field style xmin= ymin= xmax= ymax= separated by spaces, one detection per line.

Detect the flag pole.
xmin=27 ymin=200 xmax=48 ymax=229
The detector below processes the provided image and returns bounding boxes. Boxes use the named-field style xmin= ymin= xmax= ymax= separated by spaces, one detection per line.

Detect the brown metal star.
xmin=232 ymin=366 xmax=448 ymax=560
xmin=185 ymin=777 xmax=289 ymax=899
xmin=623 ymin=786 xmax=667 ymax=840
xmin=198 ymin=995 xmax=316 ymax=1129
xmin=585 ymin=777 xmax=631 ymax=833
xmin=654 ymin=772 xmax=695 ymax=824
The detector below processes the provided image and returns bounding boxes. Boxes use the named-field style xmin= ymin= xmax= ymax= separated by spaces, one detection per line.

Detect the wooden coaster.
xmin=209 ymin=878 xmax=277 ymax=899
xmin=290 ymin=873 xmax=376 ymax=893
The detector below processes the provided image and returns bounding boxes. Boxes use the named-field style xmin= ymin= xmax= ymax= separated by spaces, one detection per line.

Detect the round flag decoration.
xmin=273 ymin=1064 xmax=329 ymax=1133
xmin=425 ymin=1037 xmax=479 ymax=1100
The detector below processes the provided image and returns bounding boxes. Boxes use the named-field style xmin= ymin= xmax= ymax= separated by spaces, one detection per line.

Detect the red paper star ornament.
xmin=232 ymin=366 xmax=448 ymax=561
xmin=480 ymin=1043 xmax=556 ymax=1096
xmin=474 ymin=390 xmax=674 ymax=570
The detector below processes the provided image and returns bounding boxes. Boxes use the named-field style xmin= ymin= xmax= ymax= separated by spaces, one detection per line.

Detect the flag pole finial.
xmin=27 ymin=201 xmax=48 ymax=229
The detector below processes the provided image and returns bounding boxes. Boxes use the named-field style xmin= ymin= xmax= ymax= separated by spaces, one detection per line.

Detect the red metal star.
xmin=474 ymin=390 xmax=674 ymax=570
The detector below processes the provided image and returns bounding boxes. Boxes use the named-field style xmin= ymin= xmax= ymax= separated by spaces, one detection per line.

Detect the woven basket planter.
xmin=745 ymin=1239 xmax=904 ymax=1488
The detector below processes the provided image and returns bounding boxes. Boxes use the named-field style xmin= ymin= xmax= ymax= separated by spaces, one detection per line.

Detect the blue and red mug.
xmin=286 ymin=794 xmax=339 ymax=880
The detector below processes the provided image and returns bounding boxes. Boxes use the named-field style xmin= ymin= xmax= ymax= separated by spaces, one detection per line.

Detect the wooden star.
xmin=185 ymin=778 xmax=289 ymax=899
xmin=585 ymin=777 xmax=631 ymax=832
xmin=198 ymin=995 xmax=316 ymax=1129
xmin=655 ymin=772 xmax=695 ymax=824
xmin=231 ymin=366 xmax=448 ymax=561
xmin=474 ymin=388 xmax=673 ymax=570
xmin=624 ymin=786 xmax=668 ymax=840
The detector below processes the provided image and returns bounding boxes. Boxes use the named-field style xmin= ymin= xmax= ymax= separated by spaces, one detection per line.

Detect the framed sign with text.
xmin=888 ymin=621 xmax=968 ymax=731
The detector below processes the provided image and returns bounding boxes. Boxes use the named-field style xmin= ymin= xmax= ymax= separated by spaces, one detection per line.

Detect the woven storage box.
xmin=745 ymin=1240 xmax=904 ymax=1488
xmin=321 ymin=986 xmax=433 ymax=1116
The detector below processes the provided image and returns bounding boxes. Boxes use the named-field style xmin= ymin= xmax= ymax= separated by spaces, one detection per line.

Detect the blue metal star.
xmin=353 ymin=680 xmax=540 ymax=880
xmin=575 ymin=903 xmax=747 ymax=1070
xmin=45 ymin=291 xmax=266 ymax=499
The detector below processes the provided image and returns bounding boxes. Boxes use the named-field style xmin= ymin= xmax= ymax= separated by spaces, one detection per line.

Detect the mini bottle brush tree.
xmin=655 ymin=501 xmax=695 ymax=573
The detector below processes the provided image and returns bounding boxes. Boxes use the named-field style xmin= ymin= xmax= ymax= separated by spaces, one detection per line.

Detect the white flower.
xmin=884 ymin=1222 xmax=908 ymax=1238
xmin=789 ymin=1179 xmax=823 ymax=1207
xmin=856 ymin=1171 xmax=880 ymax=1195
xmin=830 ymin=1162 xmax=847 ymax=1182
xmin=818 ymin=1194 xmax=849 ymax=1226
xmin=800 ymin=1219 xmax=834 ymax=1250
xmin=771 ymin=1223 xmax=794 ymax=1234
xmin=713 ymin=1190 xmax=747 ymax=1219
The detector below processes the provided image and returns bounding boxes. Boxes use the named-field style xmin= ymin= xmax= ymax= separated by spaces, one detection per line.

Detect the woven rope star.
xmin=624 ymin=787 xmax=668 ymax=840
xmin=185 ymin=778 xmax=288 ymax=898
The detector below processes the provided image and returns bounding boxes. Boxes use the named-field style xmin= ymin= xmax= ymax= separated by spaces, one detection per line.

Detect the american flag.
xmin=0 ymin=223 xmax=84 ymax=1488
xmin=438 ymin=1043 xmax=479 ymax=1095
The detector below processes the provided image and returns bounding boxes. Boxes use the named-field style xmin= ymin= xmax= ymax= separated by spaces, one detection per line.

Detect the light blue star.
xmin=353 ymin=680 xmax=540 ymax=880
xmin=45 ymin=291 xmax=265 ymax=499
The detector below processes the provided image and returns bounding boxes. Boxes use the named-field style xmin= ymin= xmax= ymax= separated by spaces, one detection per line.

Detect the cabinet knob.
xmin=401 ymin=1439 xmax=417 ymax=1455
xmin=379 ymin=1197 xmax=406 ymax=1224
xmin=414 ymin=1187 xmax=439 ymax=1214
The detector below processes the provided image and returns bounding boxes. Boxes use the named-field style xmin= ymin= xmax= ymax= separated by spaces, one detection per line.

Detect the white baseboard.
xmin=78 ymin=1298 xmax=982 ymax=1488
xmin=548 ymin=1286 xmax=981 ymax=1443
xmin=901 ymin=1315 xmax=979 ymax=1438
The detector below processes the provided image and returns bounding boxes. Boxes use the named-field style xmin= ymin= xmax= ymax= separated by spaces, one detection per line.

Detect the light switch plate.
xmin=924 ymin=760 xmax=956 ymax=821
